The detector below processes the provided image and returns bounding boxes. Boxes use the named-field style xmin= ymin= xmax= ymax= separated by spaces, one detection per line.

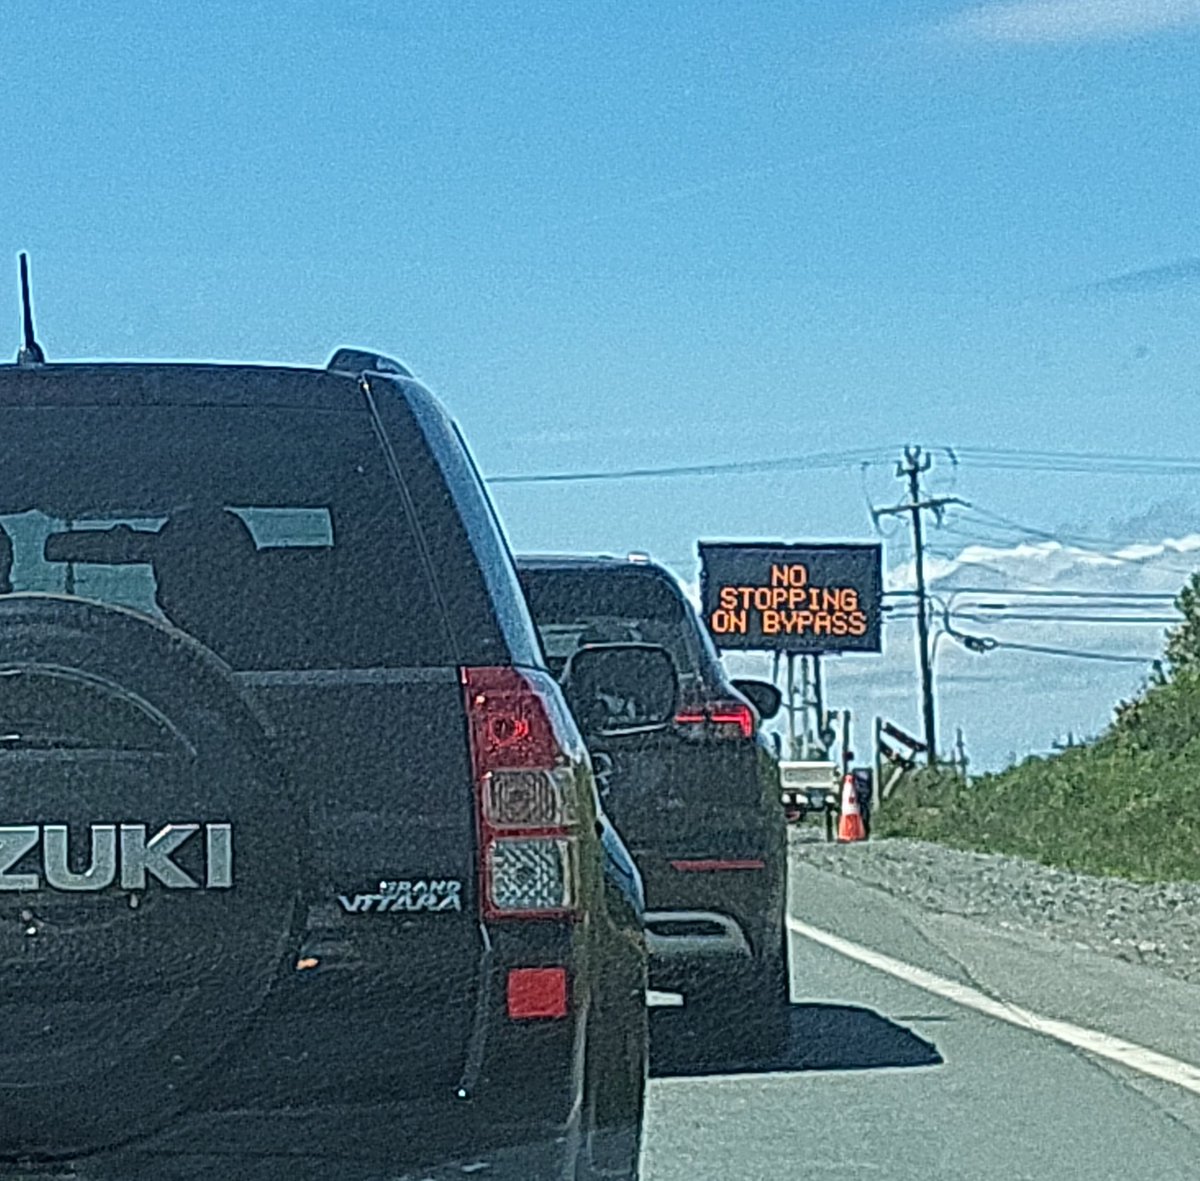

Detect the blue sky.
xmin=2 ymin=0 xmax=1198 ymax=766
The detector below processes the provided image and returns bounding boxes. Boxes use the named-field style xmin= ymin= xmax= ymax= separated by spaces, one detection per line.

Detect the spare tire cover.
xmin=0 ymin=596 xmax=300 ymax=1159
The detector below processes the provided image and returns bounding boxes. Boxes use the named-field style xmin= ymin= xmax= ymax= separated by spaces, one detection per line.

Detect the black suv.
xmin=517 ymin=555 xmax=790 ymax=1049
xmin=0 ymin=347 xmax=649 ymax=1180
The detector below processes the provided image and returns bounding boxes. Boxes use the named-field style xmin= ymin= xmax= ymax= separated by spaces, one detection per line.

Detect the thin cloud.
xmin=1108 ymin=497 xmax=1200 ymax=538
xmin=942 ymin=0 xmax=1200 ymax=43
xmin=1080 ymin=258 xmax=1200 ymax=295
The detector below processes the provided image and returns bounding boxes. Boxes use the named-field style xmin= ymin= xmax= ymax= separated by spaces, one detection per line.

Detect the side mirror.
xmin=561 ymin=643 xmax=680 ymax=737
xmin=732 ymin=679 xmax=782 ymax=721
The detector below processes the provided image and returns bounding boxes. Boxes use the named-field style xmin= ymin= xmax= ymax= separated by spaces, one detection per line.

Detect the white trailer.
xmin=778 ymin=759 xmax=840 ymax=826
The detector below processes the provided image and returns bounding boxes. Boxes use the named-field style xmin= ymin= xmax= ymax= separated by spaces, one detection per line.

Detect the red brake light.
xmin=675 ymin=701 xmax=755 ymax=740
xmin=464 ymin=668 xmax=561 ymax=771
xmin=710 ymin=705 xmax=754 ymax=739
xmin=462 ymin=667 xmax=583 ymax=921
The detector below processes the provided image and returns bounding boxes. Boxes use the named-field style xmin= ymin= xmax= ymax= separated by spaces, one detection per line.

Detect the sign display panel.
xmin=699 ymin=542 xmax=883 ymax=654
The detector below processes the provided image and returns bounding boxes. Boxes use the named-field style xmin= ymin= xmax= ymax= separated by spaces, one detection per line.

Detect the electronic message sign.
xmin=698 ymin=542 xmax=883 ymax=654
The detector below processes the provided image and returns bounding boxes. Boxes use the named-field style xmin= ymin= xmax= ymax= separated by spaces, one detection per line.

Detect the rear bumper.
xmin=644 ymin=907 xmax=754 ymax=992
xmin=67 ymin=1096 xmax=579 ymax=1179
xmin=644 ymin=908 xmax=753 ymax=960
xmin=204 ymin=915 xmax=592 ymax=1130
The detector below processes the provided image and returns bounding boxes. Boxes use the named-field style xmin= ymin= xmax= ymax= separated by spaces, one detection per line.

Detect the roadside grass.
xmin=875 ymin=678 xmax=1200 ymax=883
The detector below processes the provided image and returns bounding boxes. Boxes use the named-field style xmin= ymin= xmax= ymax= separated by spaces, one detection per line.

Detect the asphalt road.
xmin=641 ymin=844 xmax=1200 ymax=1181
xmin=27 ymin=841 xmax=1200 ymax=1179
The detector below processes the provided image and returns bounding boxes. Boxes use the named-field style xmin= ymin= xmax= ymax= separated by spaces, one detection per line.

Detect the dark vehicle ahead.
xmin=517 ymin=555 xmax=790 ymax=1048
xmin=0 ymin=343 xmax=648 ymax=1179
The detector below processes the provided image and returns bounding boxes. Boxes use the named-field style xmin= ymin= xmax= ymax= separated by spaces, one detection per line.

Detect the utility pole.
xmin=811 ymin=655 xmax=825 ymax=754
xmin=873 ymin=447 xmax=964 ymax=767
xmin=905 ymin=448 xmax=936 ymax=766
xmin=784 ymin=652 xmax=797 ymax=759
xmin=872 ymin=716 xmax=883 ymax=812
xmin=798 ymin=656 xmax=811 ymax=758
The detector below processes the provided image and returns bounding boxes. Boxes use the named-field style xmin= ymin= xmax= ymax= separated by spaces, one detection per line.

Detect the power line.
xmin=486 ymin=448 xmax=892 ymax=485
xmin=887 ymin=612 xmax=1176 ymax=628
xmin=489 ymin=444 xmax=1200 ymax=488
xmin=891 ymin=590 xmax=1169 ymax=666
xmin=948 ymin=446 xmax=1200 ymax=477
xmin=939 ymin=518 xmax=1112 ymax=552
xmin=979 ymin=639 xmax=1152 ymax=665
xmin=960 ymin=506 xmax=1200 ymax=560
xmin=914 ymin=616 xmax=1161 ymax=662
xmin=486 ymin=442 xmax=1200 ymax=487
xmin=952 ymin=612 xmax=1177 ymax=625
xmin=935 ymin=585 xmax=1179 ymax=600
xmin=931 ymin=512 xmax=1200 ymax=576
xmin=892 ymin=589 xmax=1181 ymax=615
xmin=962 ymin=505 xmax=1124 ymax=549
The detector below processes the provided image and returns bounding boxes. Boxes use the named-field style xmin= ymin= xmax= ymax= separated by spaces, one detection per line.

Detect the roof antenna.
xmin=16 ymin=252 xmax=45 ymax=366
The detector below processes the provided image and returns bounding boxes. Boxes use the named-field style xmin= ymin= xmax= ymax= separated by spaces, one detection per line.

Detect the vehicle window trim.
xmin=359 ymin=376 xmax=461 ymax=666
xmin=394 ymin=379 xmax=544 ymax=668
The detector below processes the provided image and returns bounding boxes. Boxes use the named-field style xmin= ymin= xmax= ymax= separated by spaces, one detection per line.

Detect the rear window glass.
xmin=518 ymin=567 xmax=704 ymax=684
xmin=0 ymin=405 xmax=452 ymax=670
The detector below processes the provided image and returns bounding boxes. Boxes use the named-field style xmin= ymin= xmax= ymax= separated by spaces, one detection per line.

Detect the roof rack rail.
xmin=326 ymin=348 xmax=413 ymax=379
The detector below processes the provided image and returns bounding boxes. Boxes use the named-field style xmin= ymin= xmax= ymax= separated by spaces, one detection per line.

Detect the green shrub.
xmin=878 ymin=701 xmax=1200 ymax=881
xmin=876 ymin=574 xmax=1200 ymax=881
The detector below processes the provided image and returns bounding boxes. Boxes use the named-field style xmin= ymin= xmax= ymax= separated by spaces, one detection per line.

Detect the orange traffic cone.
xmin=837 ymin=773 xmax=867 ymax=843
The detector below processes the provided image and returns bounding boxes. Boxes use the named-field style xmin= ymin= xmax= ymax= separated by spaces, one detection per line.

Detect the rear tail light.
xmin=487 ymin=837 xmax=575 ymax=911
xmin=462 ymin=667 xmax=583 ymax=920
xmin=675 ymin=700 xmax=755 ymax=740
xmin=483 ymin=767 xmax=576 ymax=828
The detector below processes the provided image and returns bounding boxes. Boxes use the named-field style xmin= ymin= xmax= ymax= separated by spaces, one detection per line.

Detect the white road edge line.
xmin=788 ymin=916 xmax=1200 ymax=1097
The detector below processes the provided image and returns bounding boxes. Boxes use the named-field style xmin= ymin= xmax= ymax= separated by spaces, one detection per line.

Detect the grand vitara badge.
xmin=337 ymin=879 xmax=462 ymax=914
xmin=0 ymin=824 xmax=234 ymax=891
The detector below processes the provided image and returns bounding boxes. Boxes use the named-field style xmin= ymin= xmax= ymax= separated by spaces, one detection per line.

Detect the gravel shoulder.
xmin=790 ymin=826 xmax=1200 ymax=986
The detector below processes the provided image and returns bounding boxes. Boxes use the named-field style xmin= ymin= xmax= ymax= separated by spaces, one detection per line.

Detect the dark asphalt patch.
xmin=649 ymin=1002 xmax=944 ymax=1078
